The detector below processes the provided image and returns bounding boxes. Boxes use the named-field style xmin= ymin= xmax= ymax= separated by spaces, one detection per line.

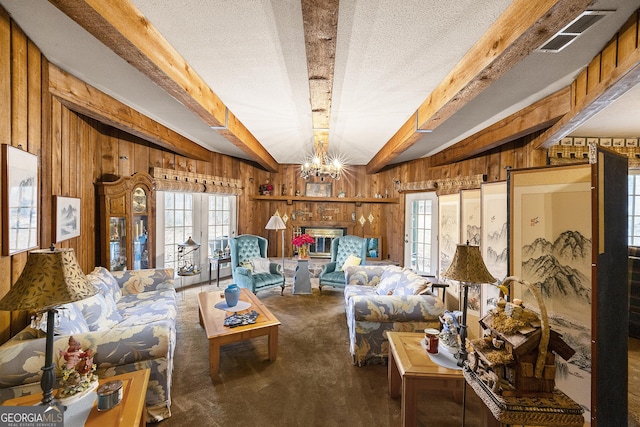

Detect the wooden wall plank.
xmin=10 ymin=22 xmax=27 ymax=149
xmin=601 ymin=37 xmax=618 ymax=79
xmin=618 ymin=12 xmax=639 ymax=59
xmin=587 ymin=54 xmax=602 ymax=94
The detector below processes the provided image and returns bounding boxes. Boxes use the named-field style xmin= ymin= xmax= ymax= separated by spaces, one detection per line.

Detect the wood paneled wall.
xmin=0 ymin=8 xmax=547 ymax=345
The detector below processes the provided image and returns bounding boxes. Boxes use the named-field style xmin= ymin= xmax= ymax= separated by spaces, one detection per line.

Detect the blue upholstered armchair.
xmin=230 ymin=234 xmax=285 ymax=295
xmin=319 ymin=235 xmax=367 ymax=294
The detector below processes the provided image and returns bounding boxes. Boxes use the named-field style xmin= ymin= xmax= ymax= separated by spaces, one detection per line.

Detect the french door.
xmin=156 ymin=192 xmax=237 ymax=286
xmin=403 ymin=192 xmax=438 ymax=276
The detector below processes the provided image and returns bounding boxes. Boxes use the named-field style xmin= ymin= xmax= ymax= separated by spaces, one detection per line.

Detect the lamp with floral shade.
xmin=0 ymin=246 xmax=98 ymax=406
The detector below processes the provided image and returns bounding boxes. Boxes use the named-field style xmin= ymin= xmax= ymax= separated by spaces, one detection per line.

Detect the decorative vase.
xmin=298 ymin=244 xmax=309 ymax=259
xmin=224 ymin=284 xmax=240 ymax=307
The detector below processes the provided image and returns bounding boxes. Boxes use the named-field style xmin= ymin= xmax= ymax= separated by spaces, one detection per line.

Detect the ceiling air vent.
xmin=538 ymin=10 xmax=614 ymax=53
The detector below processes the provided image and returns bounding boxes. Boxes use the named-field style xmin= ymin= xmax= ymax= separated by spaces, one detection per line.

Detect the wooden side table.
xmin=2 ymin=368 xmax=150 ymax=427
xmin=388 ymin=332 xmax=464 ymax=427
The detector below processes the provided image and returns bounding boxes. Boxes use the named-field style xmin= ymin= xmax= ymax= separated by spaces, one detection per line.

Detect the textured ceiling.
xmin=1 ymin=0 xmax=639 ymax=167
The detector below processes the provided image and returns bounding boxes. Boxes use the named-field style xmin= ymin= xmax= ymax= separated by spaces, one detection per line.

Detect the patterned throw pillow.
xmin=87 ymin=266 xmax=122 ymax=302
xmin=240 ymin=261 xmax=254 ymax=272
xmin=38 ymin=303 xmax=90 ymax=335
xmin=374 ymin=267 xmax=403 ymax=295
xmin=73 ymin=293 xmax=123 ymax=331
xmin=393 ymin=270 xmax=430 ymax=296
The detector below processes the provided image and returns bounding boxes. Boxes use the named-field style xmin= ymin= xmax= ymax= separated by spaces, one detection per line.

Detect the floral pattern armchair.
xmin=344 ymin=265 xmax=444 ymax=366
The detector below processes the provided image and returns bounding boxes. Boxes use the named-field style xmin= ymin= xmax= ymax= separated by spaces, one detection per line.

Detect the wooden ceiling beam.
xmin=367 ymin=0 xmax=591 ymax=173
xmin=48 ymin=0 xmax=279 ymax=171
xmin=430 ymin=87 xmax=571 ymax=166
xmin=49 ymin=64 xmax=212 ymax=161
xmin=302 ymin=0 xmax=339 ymax=144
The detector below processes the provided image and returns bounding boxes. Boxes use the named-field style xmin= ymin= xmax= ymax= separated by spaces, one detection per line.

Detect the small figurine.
xmin=58 ymin=336 xmax=98 ymax=398
xmin=439 ymin=310 xmax=462 ymax=353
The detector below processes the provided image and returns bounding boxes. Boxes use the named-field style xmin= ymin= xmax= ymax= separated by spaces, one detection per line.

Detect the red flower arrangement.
xmin=292 ymin=233 xmax=314 ymax=247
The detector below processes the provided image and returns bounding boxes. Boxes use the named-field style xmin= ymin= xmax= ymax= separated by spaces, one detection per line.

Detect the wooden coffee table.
xmin=388 ymin=332 xmax=464 ymax=427
xmin=198 ymin=288 xmax=281 ymax=380
xmin=2 ymin=369 xmax=150 ymax=427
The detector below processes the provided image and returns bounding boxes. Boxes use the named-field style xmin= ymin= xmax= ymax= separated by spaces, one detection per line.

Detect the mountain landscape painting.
xmin=481 ymin=182 xmax=508 ymax=316
xmin=461 ymin=189 xmax=481 ymax=246
xmin=438 ymin=193 xmax=460 ymax=279
xmin=510 ymin=165 xmax=591 ymax=421
xmin=55 ymin=196 xmax=81 ymax=242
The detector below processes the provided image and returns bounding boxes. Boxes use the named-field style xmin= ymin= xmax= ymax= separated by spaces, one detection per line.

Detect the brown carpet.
xmin=159 ymin=279 xmax=639 ymax=426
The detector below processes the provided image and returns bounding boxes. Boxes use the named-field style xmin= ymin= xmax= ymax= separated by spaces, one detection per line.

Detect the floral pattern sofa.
xmin=0 ymin=267 xmax=176 ymax=422
xmin=344 ymin=265 xmax=445 ymax=366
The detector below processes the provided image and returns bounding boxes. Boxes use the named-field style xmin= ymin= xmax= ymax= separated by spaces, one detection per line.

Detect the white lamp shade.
xmin=265 ymin=215 xmax=286 ymax=230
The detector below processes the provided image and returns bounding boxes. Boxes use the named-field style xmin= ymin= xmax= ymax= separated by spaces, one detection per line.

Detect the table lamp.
xmin=441 ymin=242 xmax=495 ymax=367
xmin=265 ymin=214 xmax=286 ymax=282
xmin=0 ymin=246 xmax=98 ymax=406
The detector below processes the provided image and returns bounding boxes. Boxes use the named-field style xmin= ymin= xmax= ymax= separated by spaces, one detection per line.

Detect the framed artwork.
xmin=2 ymin=145 xmax=39 ymax=256
xmin=480 ymin=181 xmax=508 ymax=316
xmin=305 ymin=182 xmax=332 ymax=198
xmin=460 ymin=189 xmax=481 ymax=246
xmin=509 ymin=164 xmax=592 ymax=421
xmin=438 ymin=192 xmax=460 ymax=283
xmin=54 ymin=196 xmax=81 ymax=242
xmin=365 ymin=235 xmax=381 ymax=260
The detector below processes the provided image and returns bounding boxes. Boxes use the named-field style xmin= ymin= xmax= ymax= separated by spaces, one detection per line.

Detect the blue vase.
xmin=224 ymin=284 xmax=240 ymax=307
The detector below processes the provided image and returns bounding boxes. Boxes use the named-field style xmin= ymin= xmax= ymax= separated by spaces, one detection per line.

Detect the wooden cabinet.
xmin=97 ymin=173 xmax=155 ymax=271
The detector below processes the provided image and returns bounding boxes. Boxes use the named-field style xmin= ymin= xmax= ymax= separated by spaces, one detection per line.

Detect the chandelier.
xmin=300 ymin=138 xmax=343 ymax=180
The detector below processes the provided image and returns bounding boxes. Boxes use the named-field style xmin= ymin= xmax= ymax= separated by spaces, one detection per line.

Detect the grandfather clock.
xmin=97 ymin=173 xmax=155 ymax=271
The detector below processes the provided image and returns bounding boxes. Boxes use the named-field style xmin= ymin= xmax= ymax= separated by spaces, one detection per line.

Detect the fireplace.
xmin=301 ymin=227 xmax=347 ymax=258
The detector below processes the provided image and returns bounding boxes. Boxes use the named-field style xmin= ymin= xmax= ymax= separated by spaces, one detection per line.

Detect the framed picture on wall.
xmin=305 ymin=182 xmax=332 ymax=197
xmin=438 ymin=192 xmax=460 ymax=280
xmin=2 ymin=145 xmax=39 ymax=256
xmin=54 ymin=196 xmax=81 ymax=242
xmin=460 ymin=189 xmax=481 ymax=246
xmin=365 ymin=235 xmax=381 ymax=260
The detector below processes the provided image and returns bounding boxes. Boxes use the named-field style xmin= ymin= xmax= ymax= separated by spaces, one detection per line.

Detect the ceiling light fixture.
xmin=300 ymin=138 xmax=343 ymax=180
